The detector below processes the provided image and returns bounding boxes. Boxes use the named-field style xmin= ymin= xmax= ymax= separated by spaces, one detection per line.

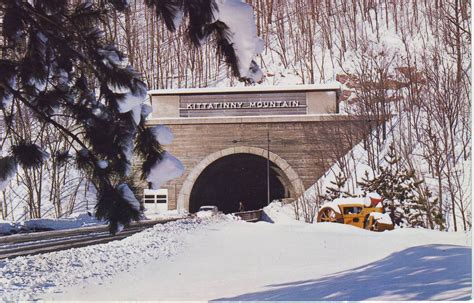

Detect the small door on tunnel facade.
xmin=143 ymin=189 xmax=168 ymax=215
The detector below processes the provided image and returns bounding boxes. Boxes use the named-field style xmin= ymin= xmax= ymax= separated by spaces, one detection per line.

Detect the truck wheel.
xmin=317 ymin=207 xmax=339 ymax=223
xmin=363 ymin=215 xmax=371 ymax=229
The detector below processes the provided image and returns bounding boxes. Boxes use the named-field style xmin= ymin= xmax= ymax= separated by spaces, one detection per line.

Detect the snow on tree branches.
xmin=150 ymin=0 xmax=264 ymax=83
xmin=212 ymin=0 xmax=264 ymax=83
xmin=0 ymin=0 xmax=262 ymax=233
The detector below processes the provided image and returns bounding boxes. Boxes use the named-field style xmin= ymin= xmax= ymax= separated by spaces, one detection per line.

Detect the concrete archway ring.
xmin=176 ymin=146 xmax=305 ymax=211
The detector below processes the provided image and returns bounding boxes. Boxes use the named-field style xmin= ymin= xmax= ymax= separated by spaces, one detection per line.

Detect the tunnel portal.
xmin=189 ymin=153 xmax=289 ymax=213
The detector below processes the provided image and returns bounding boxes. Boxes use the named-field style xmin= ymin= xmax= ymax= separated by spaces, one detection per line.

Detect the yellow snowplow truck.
xmin=317 ymin=194 xmax=394 ymax=232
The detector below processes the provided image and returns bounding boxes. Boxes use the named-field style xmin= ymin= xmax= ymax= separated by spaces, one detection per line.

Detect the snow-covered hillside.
xmin=1 ymin=214 xmax=470 ymax=301
xmin=0 ymin=0 xmax=469 ymax=233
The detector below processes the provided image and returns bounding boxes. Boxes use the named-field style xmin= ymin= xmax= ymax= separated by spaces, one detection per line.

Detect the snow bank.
xmin=0 ymin=220 xmax=17 ymax=235
xmin=370 ymin=212 xmax=393 ymax=225
xmin=0 ymin=216 xmax=225 ymax=301
xmin=23 ymin=213 xmax=104 ymax=231
xmin=0 ymin=213 xmax=104 ymax=235
xmin=196 ymin=211 xmax=215 ymax=219
xmin=48 ymin=220 xmax=470 ymax=301
xmin=1 ymin=210 xmax=192 ymax=236
xmin=143 ymin=209 xmax=188 ymax=221
xmin=262 ymin=201 xmax=302 ymax=224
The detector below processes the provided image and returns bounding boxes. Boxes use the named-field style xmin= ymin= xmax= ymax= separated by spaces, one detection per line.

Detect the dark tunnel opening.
xmin=189 ymin=153 xmax=289 ymax=213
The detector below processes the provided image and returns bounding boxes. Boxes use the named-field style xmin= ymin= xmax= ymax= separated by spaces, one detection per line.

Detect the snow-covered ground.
xmin=0 ymin=216 xmax=212 ymax=301
xmin=1 ymin=207 xmax=469 ymax=301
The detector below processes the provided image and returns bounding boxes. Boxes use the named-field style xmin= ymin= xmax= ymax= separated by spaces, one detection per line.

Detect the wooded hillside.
xmin=0 ymin=0 xmax=470 ymax=231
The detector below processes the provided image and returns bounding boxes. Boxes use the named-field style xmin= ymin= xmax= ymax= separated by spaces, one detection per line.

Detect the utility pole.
xmin=267 ymin=128 xmax=270 ymax=206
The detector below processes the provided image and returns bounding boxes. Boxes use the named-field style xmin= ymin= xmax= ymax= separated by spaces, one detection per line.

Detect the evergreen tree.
xmin=320 ymin=172 xmax=353 ymax=201
xmin=358 ymin=144 xmax=441 ymax=228
xmin=0 ymin=0 xmax=262 ymax=233
xmin=408 ymin=185 xmax=443 ymax=229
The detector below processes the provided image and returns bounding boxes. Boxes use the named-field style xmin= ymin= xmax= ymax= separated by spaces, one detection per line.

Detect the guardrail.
xmin=0 ymin=216 xmax=187 ymax=259
xmin=233 ymin=209 xmax=263 ymax=222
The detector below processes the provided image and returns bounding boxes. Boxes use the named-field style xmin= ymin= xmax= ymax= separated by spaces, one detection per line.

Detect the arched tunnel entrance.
xmin=189 ymin=153 xmax=291 ymax=213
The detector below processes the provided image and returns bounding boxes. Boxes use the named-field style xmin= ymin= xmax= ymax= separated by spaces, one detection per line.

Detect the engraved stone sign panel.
xmin=179 ymin=92 xmax=307 ymax=117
